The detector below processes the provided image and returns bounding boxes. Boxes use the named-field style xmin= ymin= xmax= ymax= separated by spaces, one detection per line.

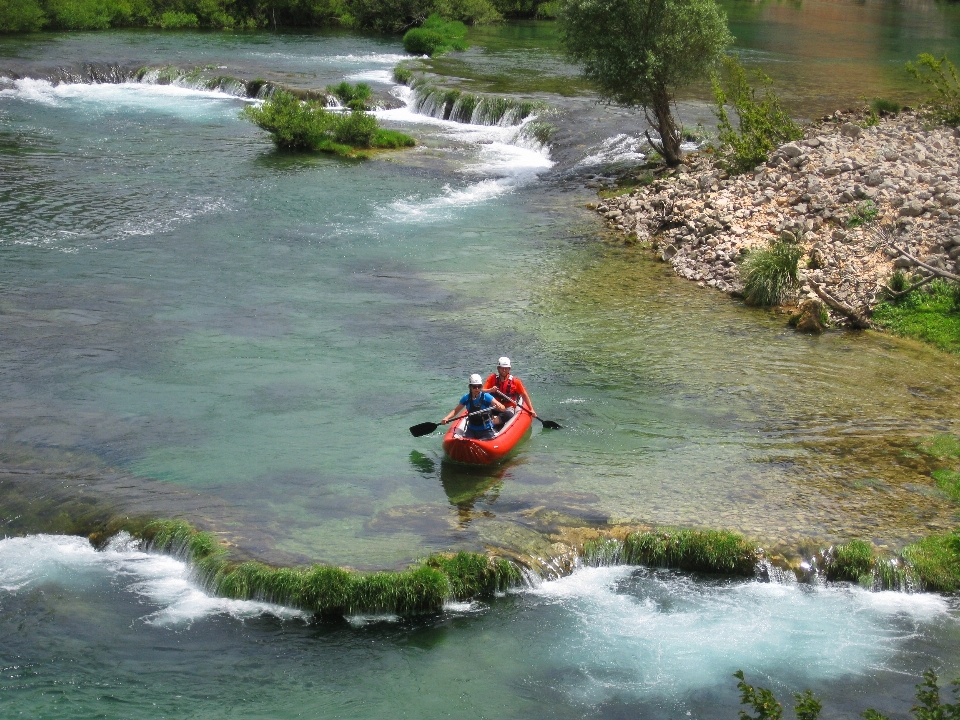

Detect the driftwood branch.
xmin=807 ymin=278 xmax=872 ymax=329
xmin=878 ymin=271 xmax=938 ymax=299
xmin=889 ymin=243 xmax=960 ymax=281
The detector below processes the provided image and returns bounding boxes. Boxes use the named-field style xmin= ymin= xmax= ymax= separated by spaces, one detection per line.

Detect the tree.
xmin=557 ymin=0 xmax=732 ymax=166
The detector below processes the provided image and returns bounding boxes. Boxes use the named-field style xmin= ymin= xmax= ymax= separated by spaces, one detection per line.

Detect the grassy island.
xmin=243 ymin=90 xmax=415 ymax=158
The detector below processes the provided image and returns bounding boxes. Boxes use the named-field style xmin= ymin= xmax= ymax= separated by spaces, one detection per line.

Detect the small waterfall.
xmin=406 ymin=77 xmax=546 ymax=128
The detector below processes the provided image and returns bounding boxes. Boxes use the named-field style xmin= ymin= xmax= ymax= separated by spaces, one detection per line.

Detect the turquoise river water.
xmin=2 ymin=3 xmax=960 ymax=717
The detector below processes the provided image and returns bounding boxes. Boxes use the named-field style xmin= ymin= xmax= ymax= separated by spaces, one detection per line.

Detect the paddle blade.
xmin=410 ymin=421 xmax=440 ymax=437
xmin=540 ymin=419 xmax=562 ymax=430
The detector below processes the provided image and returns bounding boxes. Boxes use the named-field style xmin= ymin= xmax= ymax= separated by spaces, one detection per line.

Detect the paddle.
xmin=409 ymin=408 xmax=492 ymax=438
xmin=490 ymin=389 xmax=562 ymax=430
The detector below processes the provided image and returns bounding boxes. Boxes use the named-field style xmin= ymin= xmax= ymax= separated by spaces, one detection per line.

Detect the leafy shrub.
xmin=332 ymin=109 xmax=378 ymax=146
xmin=535 ymin=0 xmax=559 ymax=17
xmin=327 ymin=81 xmax=372 ymax=110
xmin=243 ymin=91 xmax=414 ymax=156
xmin=0 ymin=0 xmax=46 ymax=32
xmin=739 ymin=238 xmax=803 ymax=306
xmin=888 ymin=269 xmax=909 ymax=294
xmin=44 ymin=0 xmax=130 ymax=29
xmin=243 ymin=91 xmax=335 ymax=150
xmin=907 ymin=53 xmax=960 ymax=127
xmin=403 ymin=14 xmax=468 ymax=57
xmin=433 ymin=0 xmax=501 ymax=24
xmin=158 ymin=10 xmax=199 ymax=28
xmin=712 ymin=55 xmax=803 ymax=174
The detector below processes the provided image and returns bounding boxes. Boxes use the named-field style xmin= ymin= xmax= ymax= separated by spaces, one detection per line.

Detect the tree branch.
xmin=807 ymin=278 xmax=872 ymax=329
xmin=888 ymin=243 xmax=960 ymax=281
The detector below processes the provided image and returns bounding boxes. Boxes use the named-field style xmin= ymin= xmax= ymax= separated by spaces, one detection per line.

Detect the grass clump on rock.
xmin=242 ymin=90 xmax=414 ymax=157
xmin=739 ymin=238 xmax=803 ymax=306
xmin=872 ymin=280 xmax=960 ymax=353
xmin=134 ymin=520 xmax=517 ymax=616
xmin=824 ymin=540 xmax=875 ymax=584
xmin=403 ymin=14 xmax=468 ymax=57
xmin=585 ymin=528 xmax=758 ymax=575
xmin=902 ymin=532 xmax=960 ymax=593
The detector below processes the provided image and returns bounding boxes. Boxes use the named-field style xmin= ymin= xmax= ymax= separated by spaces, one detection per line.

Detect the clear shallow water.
xmin=2 ymin=14 xmax=960 ymax=717
xmin=2 ymin=534 xmax=959 ymax=719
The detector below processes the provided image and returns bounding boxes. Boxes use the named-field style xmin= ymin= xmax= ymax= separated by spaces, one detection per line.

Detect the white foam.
xmin=0 ymin=78 xmax=252 ymax=112
xmin=384 ymin=178 xmax=516 ymax=223
xmin=0 ymin=534 xmax=308 ymax=626
xmin=523 ymin=565 xmax=955 ymax=705
xmin=345 ymin=70 xmax=395 ymax=84
xmin=577 ymin=133 xmax=701 ymax=168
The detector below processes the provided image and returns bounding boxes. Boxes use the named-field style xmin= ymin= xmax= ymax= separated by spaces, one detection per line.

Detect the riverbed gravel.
xmin=593 ymin=110 xmax=960 ymax=325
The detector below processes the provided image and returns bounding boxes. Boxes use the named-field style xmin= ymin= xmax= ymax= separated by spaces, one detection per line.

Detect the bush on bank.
xmin=403 ymin=14 xmax=468 ymax=56
xmin=739 ymin=238 xmax=803 ymax=307
xmin=135 ymin=519 xmax=520 ymax=615
xmin=242 ymin=90 xmax=414 ymax=157
xmin=0 ymin=0 xmax=552 ymax=33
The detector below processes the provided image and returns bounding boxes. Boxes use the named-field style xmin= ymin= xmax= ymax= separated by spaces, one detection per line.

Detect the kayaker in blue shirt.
xmin=442 ymin=374 xmax=506 ymax=440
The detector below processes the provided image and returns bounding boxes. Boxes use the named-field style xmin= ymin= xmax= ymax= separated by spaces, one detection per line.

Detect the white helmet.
xmin=468 ymin=373 xmax=483 ymax=386
xmin=497 ymin=356 xmax=511 ymax=368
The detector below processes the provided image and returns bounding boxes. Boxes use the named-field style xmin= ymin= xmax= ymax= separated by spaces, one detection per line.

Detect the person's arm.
xmin=483 ymin=392 xmax=505 ymax=412
xmin=443 ymin=403 xmax=466 ymax=424
xmin=482 ymin=374 xmax=496 ymax=391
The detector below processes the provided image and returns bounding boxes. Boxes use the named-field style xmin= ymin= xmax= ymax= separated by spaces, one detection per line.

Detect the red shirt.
xmin=483 ymin=373 xmax=527 ymax=402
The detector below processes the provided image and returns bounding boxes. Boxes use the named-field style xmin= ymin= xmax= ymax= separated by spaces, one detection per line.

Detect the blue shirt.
xmin=459 ymin=391 xmax=496 ymax=431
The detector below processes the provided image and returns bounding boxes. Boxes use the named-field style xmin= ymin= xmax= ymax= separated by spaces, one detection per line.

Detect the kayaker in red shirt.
xmin=483 ymin=357 xmax=536 ymax=428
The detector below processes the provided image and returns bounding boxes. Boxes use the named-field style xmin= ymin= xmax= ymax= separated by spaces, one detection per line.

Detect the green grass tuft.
xmin=825 ymin=540 xmax=875 ymax=584
xmin=740 ymin=239 xmax=803 ymax=306
xmin=933 ymin=469 xmax=960 ymax=502
xmin=902 ymin=533 xmax=960 ymax=593
xmin=393 ymin=65 xmax=413 ymax=85
xmin=425 ymin=551 xmax=519 ymax=599
xmin=917 ymin=433 xmax=960 ymax=461
xmin=619 ymin=529 xmax=757 ymax=575
xmin=847 ymin=200 xmax=878 ymax=228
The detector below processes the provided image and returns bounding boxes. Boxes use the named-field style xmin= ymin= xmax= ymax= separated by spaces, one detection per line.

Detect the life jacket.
xmin=463 ymin=392 xmax=495 ymax=431
xmin=490 ymin=373 xmax=518 ymax=400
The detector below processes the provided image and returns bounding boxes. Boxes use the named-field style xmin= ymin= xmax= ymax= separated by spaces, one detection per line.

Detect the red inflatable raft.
xmin=442 ymin=400 xmax=532 ymax=465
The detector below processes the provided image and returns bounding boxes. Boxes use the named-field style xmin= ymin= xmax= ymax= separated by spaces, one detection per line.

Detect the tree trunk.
xmin=647 ymin=88 xmax=683 ymax=167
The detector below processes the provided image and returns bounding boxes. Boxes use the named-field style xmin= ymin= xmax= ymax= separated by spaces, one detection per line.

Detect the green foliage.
xmin=425 ymin=551 xmax=519 ymax=599
xmin=918 ymin=434 xmax=960 ymax=461
xmin=131 ymin=518 xmax=519 ymax=616
xmin=522 ymin=120 xmax=556 ymax=145
xmin=535 ymin=0 xmax=558 ymax=17
xmin=327 ymin=81 xmax=372 ymax=110
xmin=588 ymin=528 xmax=758 ymax=575
xmin=740 ymin=238 xmax=803 ymax=306
xmin=712 ymin=55 xmax=803 ymax=174
xmin=393 ymin=64 xmax=414 ymax=85
xmin=159 ymin=10 xmax=198 ymax=27
xmin=734 ymin=670 xmax=784 ymax=720
xmin=825 ymin=540 xmax=875 ymax=584
xmin=558 ymin=0 xmax=732 ymax=166
xmin=403 ymin=14 xmax=468 ymax=56
xmin=907 ymin=53 xmax=960 ymax=128
xmin=794 ymin=691 xmax=823 ymax=720
xmin=902 ymin=532 xmax=960 ymax=593
xmin=0 ymin=0 xmax=46 ymax=32
xmin=872 ymin=280 xmax=960 ymax=353
xmin=44 ymin=0 xmax=131 ymax=29
xmin=847 ymin=200 xmax=879 ymax=228
xmin=243 ymin=91 xmax=414 ymax=156
xmin=911 ymin=669 xmax=960 ymax=720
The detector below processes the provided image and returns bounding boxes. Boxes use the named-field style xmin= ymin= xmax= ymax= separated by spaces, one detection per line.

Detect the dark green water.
xmin=2 ymin=4 xmax=960 ymax=716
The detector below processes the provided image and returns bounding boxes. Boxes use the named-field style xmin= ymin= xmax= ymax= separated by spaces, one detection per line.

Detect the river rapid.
xmin=2 ymin=3 xmax=960 ymax=716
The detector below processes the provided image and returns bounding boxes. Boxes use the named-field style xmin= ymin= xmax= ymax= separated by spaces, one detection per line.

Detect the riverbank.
xmin=593 ymin=110 xmax=960 ymax=336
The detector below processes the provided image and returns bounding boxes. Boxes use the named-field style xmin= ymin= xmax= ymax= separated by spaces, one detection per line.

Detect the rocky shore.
xmin=594 ymin=110 xmax=960 ymax=326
